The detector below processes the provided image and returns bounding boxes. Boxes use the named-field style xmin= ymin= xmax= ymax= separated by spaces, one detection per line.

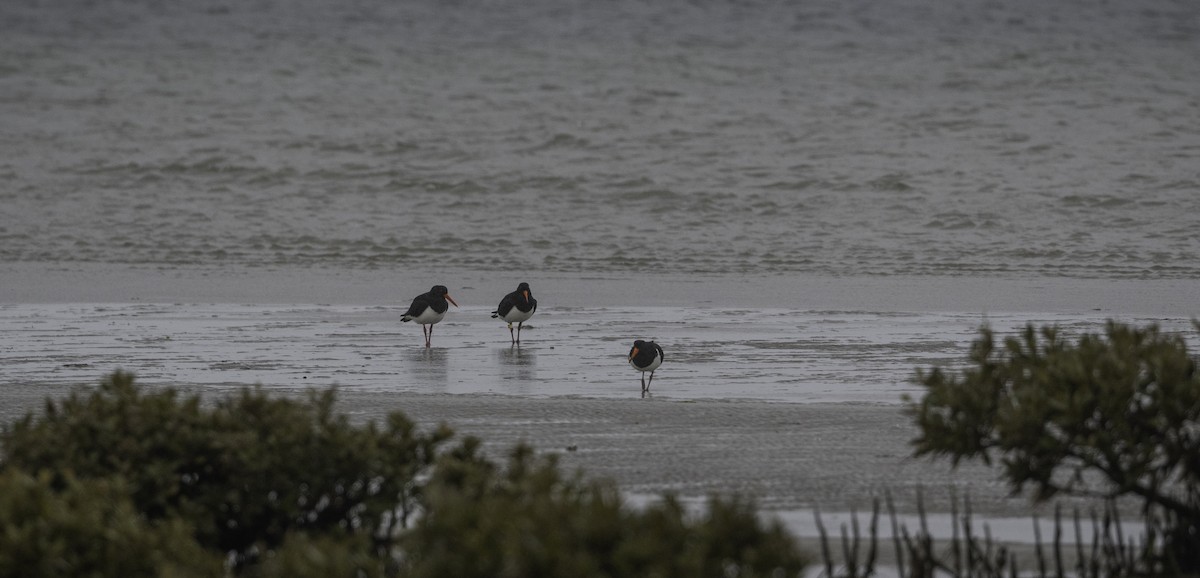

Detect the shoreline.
xmin=4 ymin=301 xmax=1194 ymax=404
xmin=0 ymin=381 xmax=1128 ymax=525
xmin=3 ymin=261 xmax=1198 ymax=316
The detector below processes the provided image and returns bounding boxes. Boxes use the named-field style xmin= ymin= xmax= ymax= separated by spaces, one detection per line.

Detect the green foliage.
xmin=906 ymin=322 xmax=1200 ymax=569
xmin=1 ymin=371 xmax=453 ymax=568
xmin=403 ymin=443 xmax=807 ymax=578
xmin=252 ymin=532 xmax=391 ymax=578
xmin=0 ymin=469 xmax=222 ymax=578
xmin=0 ymin=372 xmax=809 ymax=578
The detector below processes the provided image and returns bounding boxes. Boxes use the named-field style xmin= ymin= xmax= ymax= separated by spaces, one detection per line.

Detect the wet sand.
xmin=0 ymin=382 xmax=1139 ymax=546
xmin=2 ymin=302 xmax=1193 ymax=404
xmin=0 ymin=381 xmax=1035 ymax=513
xmin=334 ymin=392 xmax=1007 ymax=514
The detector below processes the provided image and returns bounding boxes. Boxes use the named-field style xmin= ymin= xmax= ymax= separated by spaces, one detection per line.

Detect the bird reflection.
xmin=496 ymin=345 xmax=536 ymax=384
xmin=406 ymin=347 xmax=448 ymax=386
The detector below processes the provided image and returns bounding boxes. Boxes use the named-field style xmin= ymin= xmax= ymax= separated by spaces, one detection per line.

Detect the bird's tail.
xmin=490 ymin=311 xmax=499 ymax=318
xmin=401 ymin=316 xmax=413 ymax=323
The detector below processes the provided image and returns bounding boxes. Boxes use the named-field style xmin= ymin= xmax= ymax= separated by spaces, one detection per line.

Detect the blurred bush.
xmin=0 ymin=469 xmax=222 ymax=577
xmin=405 ymin=442 xmax=806 ymax=578
xmin=0 ymin=371 xmax=806 ymax=578
xmin=907 ymin=321 xmax=1200 ymax=573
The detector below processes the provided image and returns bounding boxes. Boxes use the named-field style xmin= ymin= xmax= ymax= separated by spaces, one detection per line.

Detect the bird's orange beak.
xmin=629 ymin=347 xmax=639 ymax=360
xmin=446 ymin=294 xmax=459 ymax=307
xmin=523 ymin=290 xmax=530 ymax=300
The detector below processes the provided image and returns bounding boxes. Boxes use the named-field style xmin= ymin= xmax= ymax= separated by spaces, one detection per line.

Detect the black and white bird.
xmin=401 ymin=285 xmax=459 ymax=347
xmin=491 ymin=282 xmax=538 ymax=345
xmin=628 ymin=340 xmax=664 ymax=398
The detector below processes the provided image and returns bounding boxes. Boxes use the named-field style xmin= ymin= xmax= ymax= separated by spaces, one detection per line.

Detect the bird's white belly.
xmin=501 ymin=308 xmax=535 ymax=324
xmin=408 ymin=309 xmax=446 ymax=325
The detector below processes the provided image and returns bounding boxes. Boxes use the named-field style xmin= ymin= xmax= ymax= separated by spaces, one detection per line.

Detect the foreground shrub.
xmin=253 ymin=532 xmax=391 ymax=578
xmin=1 ymin=372 xmax=808 ymax=577
xmin=906 ymin=322 xmax=1200 ymax=572
xmin=403 ymin=441 xmax=808 ymax=578
xmin=1 ymin=371 xmax=453 ymax=569
xmin=0 ymin=469 xmax=221 ymax=578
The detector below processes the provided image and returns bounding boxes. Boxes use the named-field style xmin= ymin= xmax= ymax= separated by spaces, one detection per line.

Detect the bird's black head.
xmin=629 ymin=339 xmax=650 ymax=361
xmin=429 ymin=285 xmax=459 ymax=307
xmin=516 ymin=282 xmax=531 ymax=292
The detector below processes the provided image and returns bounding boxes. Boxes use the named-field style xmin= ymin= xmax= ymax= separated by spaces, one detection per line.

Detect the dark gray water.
xmin=4 ymin=0 xmax=1200 ymax=278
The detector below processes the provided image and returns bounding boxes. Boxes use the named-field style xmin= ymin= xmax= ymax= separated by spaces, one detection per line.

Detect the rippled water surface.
xmin=3 ymin=0 xmax=1199 ymax=278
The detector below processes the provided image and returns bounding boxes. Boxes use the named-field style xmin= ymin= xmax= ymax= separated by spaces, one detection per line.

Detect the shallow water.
xmin=3 ymin=301 xmax=1195 ymax=403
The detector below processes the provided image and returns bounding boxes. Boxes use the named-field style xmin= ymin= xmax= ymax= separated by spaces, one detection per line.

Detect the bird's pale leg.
xmin=516 ymin=321 xmax=523 ymax=345
xmin=507 ymin=322 xmax=515 ymax=344
xmin=423 ymin=325 xmax=432 ymax=348
xmin=640 ymin=373 xmax=647 ymax=398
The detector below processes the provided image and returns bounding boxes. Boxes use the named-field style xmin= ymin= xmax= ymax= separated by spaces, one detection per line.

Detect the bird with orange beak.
xmin=628 ymin=340 xmax=664 ymax=398
xmin=401 ymin=285 xmax=459 ymax=347
xmin=491 ymin=282 xmax=538 ymax=345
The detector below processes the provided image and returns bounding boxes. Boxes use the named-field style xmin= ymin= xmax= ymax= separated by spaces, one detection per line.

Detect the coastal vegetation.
xmin=905 ymin=321 xmax=1200 ymax=576
xmin=0 ymin=372 xmax=806 ymax=578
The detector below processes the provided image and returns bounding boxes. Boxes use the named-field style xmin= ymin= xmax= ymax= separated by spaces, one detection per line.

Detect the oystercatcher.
xmin=401 ymin=285 xmax=459 ymax=347
xmin=628 ymin=340 xmax=664 ymax=398
xmin=491 ymin=282 xmax=538 ymax=344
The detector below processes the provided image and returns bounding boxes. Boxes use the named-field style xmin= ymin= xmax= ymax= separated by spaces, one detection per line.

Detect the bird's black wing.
xmin=492 ymin=291 xmax=517 ymax=318
xmin=403 ymin=294 xmax=431 ymax=318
